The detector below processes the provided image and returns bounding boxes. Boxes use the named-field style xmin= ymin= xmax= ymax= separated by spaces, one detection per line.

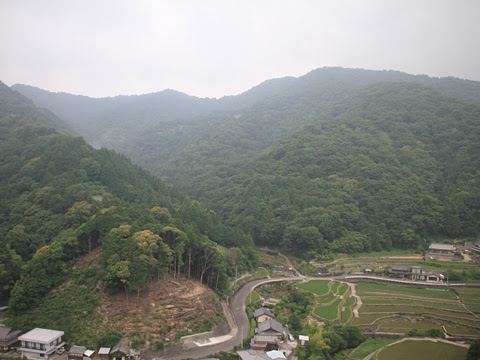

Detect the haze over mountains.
xmin=9 ymin=67 xmax=480 ymax=256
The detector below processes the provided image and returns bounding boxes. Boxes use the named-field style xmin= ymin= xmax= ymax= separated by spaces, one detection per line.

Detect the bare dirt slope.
xmin=72 ymin=248 xmax=223 ymax=350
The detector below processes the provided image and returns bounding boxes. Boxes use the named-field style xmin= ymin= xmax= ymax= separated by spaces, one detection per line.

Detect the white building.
xmin=18 ymin=328 xmax=64 ymax=359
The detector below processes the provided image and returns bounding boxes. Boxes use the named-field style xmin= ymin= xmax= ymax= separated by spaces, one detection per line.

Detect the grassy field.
xmin=376 ymin=340 xmax=468 ymax=360
xmin=349 ymin=338 xmax=396 ymax=360
xmin=296 ymin=280 xmax=331 ymax=295
xmin=314 ymin=298 xmax=342 ymax=320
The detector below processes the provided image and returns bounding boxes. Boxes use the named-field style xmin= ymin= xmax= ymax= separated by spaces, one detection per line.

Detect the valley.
xmin=1 ymin=66 xmax=480 ymax=360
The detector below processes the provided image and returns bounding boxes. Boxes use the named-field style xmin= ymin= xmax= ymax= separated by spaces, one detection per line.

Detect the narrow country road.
xmin=160 ymin=277 xmax=302 ymax=360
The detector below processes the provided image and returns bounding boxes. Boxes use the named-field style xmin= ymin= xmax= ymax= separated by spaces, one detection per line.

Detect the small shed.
xmin=299 ymin=335 xmax=309 ymax=346
xmin=98 ymin=347 xmax=111 ymax=360
xmin=83 ymin=350 xmax=95 ymax=360
xmin=69 ymin=346 xmax=87 ymax=360
xmin=110 ymin=343 xmax=128 ymax=360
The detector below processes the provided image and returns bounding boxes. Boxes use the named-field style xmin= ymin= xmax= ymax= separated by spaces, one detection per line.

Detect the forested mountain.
xmin=14 ymin=68 xmax=480 ymax=186
xmin=9 ymin=68 xmax=480 ymax=257
xmin=0 ymin=81 xmax=72 ymax=134
xmin=11 ymin=76 xmax=295 ymax=150
xmin=0 ymin=83 xmax=256 ymax=316
xmin=202 ymin=83 xmax=480 ymax=252
xmin=165 ymin=83 xmax=480 ymax=255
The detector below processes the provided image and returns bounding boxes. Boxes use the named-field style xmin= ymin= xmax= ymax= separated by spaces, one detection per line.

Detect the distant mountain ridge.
xmin=11 ymin=76 xmax=296 ymax=149
xmin=10 ymin=67 xmax=480 ymax=254
xmin=12 ymin=67 xmax=480 ymax=163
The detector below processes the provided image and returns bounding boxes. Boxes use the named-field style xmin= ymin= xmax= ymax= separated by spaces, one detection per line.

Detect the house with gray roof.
xmin=255 ymin=319 xmax=285 ymax=340
xmin=388 ymin=264 xmax=409 ymax=277
xmin=253 ymin=307 xmax=274 ymax=323
xmin=427 ymin=243 xmax=456 ymax=259
xmin=250 ymin=334 xmax=280 ymax=351
xmin=237 ymin=350 xmax=286 ymax=360
xmin=0 ymin=325 xmax=22 ymax=352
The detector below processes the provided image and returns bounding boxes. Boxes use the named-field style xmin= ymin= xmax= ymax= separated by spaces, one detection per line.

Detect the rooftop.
xmin=256 ymin=319 xmax=284 ymax=334
xmin=98 ymin=348 xmax=111 ymax=355
xmin=0 ymin=326 xmax=22 ymax=339
xmin=266 ymin=350 xmax=286 ymax=359
xmin=237 ymin=350 xmax=269 ymax=360
xmin=429 ymin=243 xmax=456 ymax=251
xmin=253 ymin=307 xmax=274 ymax=319
xmin=18 ymin=328 xmax=63 ymax=343
xmin=69 ymin=346 xmax=87 ymax=354
xmin=84 ymin=350 xmax=95 ymax=357
xmin=390 ymin=264 xmax=409 ymax=272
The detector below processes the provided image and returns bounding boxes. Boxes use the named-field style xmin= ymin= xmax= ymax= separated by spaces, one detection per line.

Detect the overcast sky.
xmin=1 ymin=0 xmax=479 ymax=99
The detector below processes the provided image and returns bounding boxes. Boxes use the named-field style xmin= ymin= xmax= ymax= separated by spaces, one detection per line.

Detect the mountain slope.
xmin=175 ymin=82 xmax=480 ymax=254
xmin=156 ymin=68 xmax=480 ymax=196
xmin=0 ymin=83 xmax=256 ymax=342
xmin=0 ymin=81 xmax=72 ymax=134
xmin=13 ymin=68 xmax=480 ymax=183
xmin=11 ymin=76 xmax=295 ymax=150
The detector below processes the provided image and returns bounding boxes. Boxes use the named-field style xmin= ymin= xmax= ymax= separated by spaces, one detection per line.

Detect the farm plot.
xmin=353 ymin=282 xmax=480 ymax=335
xmin=376 ymin=339 xmax=468 ymax=360
xmin=455 ymin=287 xmax=480 ymax=314
xmin=296 ymin=280 xmax=331 ymax=295
xmin=314 ymin=298 xmax=342 ymax=320
xmin=297 ymin=280 xmax=356 ymax=323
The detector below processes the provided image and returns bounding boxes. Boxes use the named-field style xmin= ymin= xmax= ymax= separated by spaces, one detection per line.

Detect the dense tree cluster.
xmin=161 ymin=83 xmax=480 ymax=255
xmin=0 ymin=84 xmax=257 ymax=315
xmin=296 ymin=323 xmax=364 ymax=360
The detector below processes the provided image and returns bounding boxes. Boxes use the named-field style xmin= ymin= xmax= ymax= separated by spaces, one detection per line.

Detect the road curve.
xmin=161 ymin=277 xmax=303 ymax=360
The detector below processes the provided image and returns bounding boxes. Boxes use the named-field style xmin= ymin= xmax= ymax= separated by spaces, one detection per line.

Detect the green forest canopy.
xmin=160 ymin=83 xmax=480 ymax=255
xmin=0 ymin=82 xmax=257 ymax=312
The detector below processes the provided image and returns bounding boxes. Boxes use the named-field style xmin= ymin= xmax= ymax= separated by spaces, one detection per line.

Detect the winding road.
xmin=160 ymin=277 xmax=303 ymax=360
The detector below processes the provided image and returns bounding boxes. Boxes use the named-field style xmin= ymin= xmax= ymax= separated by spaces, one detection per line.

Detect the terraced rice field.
xmin=455 ymin=287 xmax=480 ymax=314
xmin=298 ymin=280 xmax=356 ymax=323
xmin=296 ymin=280 xmax=330 ymax=295
xmin=376 ymin=339 xmax=468 ymax=360
xmin=353 ymin=282 xmax=480 ymax=336
xmin=314 ymin=298 xmax=342 ymax=320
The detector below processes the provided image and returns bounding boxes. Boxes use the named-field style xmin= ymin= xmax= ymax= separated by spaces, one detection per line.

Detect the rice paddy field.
xmin=296 ymin=279 xmax=356 ymax=323
xmin=375 ymin=339 xmax=468 ymax=360
xmin=352 ymin=281 xmax=480 ymax=337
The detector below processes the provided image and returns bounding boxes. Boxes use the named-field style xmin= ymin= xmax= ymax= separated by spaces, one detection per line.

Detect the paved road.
xmin=160 ymin=277 xmax=303 ymax=360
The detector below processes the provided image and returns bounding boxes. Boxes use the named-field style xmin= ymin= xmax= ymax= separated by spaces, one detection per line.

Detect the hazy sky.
xmin=1 ymin=0 xmax=479 ymax=99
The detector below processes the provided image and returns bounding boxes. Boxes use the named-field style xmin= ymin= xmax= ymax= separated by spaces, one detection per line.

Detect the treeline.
xmin=0 ymin=84 xmax=257 ymax=314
